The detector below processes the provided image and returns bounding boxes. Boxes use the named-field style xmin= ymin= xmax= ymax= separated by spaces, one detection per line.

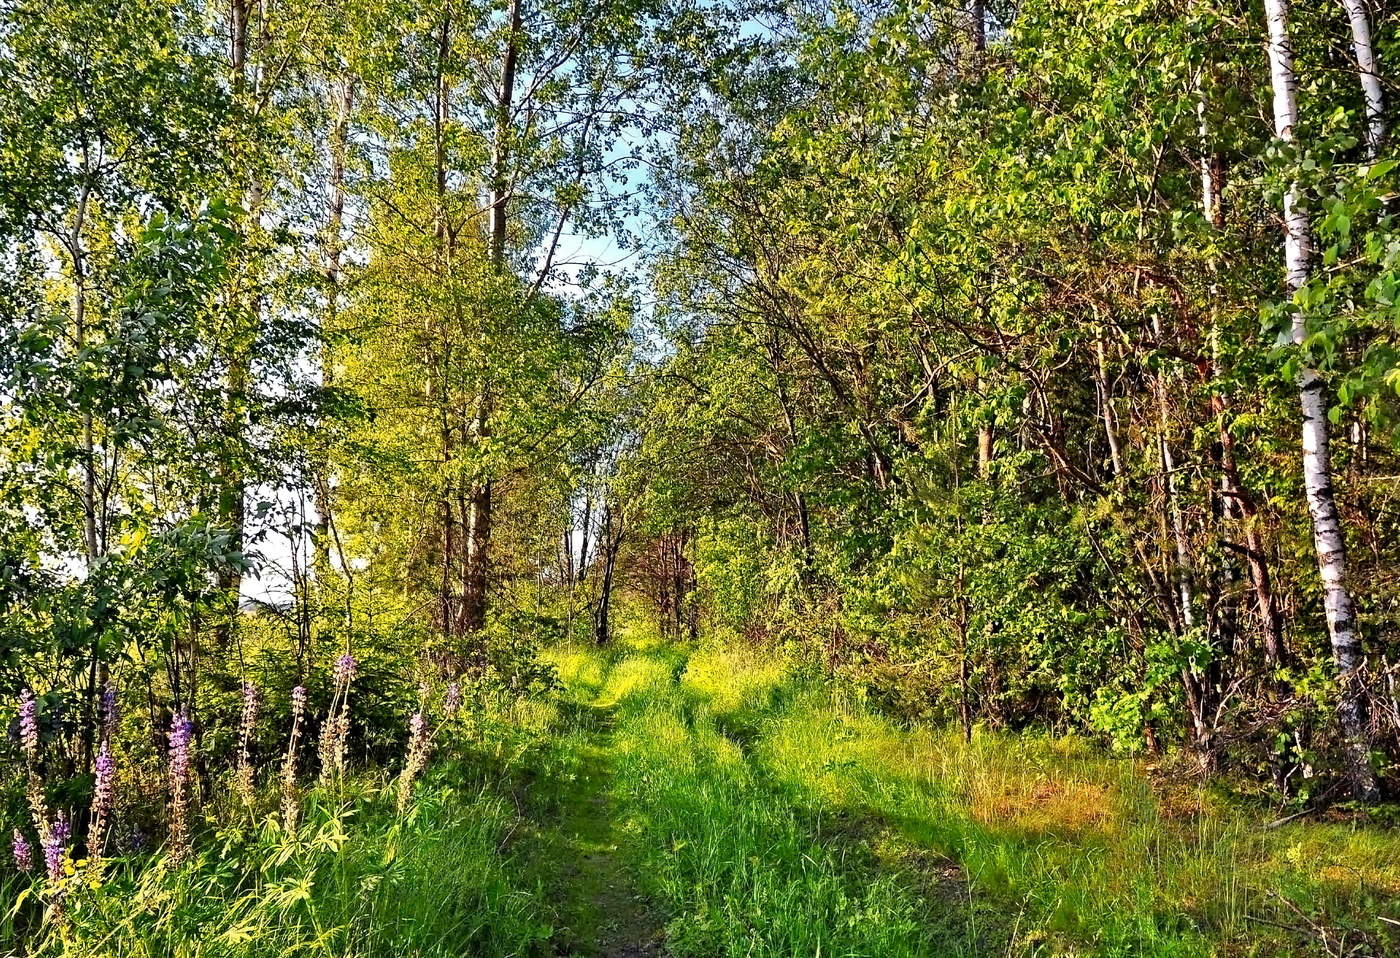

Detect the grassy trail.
xmin=514 ymin=635 xmax=1399 ymax=958
xmin=531 ymin=709 xmax=664 ymax=957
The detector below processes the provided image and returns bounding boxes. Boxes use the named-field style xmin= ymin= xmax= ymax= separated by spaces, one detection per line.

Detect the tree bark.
xmin=1264 ymin=0 xmax=1379 ymax=801
xmin=1341 ymin=0 xmax=1384 ymax=157
xmin=593 ymin=499 xmax=623 ymax=646
xmin=216 ymin=0 xmax=258 ymax=648
xmin=314 ymin=79 xmax=355 ymax=575
xmin=489 ymin=0 xmax=522 ymax=268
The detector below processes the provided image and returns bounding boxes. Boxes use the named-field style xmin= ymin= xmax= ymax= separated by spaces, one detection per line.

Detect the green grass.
xmin=540 ymin=635 xmax=1400 ymax=957
xmin=8 ymin=631 xmax=1399 ymax=957
xmin=8 ymin=779 xmax=551 ymax=958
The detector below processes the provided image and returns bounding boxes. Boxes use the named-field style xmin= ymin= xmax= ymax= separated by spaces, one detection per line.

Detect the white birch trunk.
xmin=1264 ymin=0 xmax=1380 ymax=800
xmin=1341 ymin=0 xmax=1384 ymax=157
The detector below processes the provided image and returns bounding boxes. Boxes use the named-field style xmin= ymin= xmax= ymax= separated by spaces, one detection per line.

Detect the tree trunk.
xmin=461 ymin=479 xmax=491 ymax=633
xmin=1341 ymin=0 xmax=1384 ymax=157
xmin=1263 ymin=0 xmax=1379 ymax=801
xmin=217 ymin=0 xmax=259 ymax=648
xmin=593 ymin=500 xmax=623 ymax=646
xmin=314 ymin=79 xmax=355 ymax=574
xmin=489 ymin=0 xmax=522 ymax=268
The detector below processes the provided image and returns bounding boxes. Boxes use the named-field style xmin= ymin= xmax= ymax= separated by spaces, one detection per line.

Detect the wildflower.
xmin=235 ymin=681 xmax=260 ymax=807
xmin=43 ymin=813 xmax=68 ymax=882
xmin=100 ymin=681 xmax=118 ymax=746
xmin=167 ymin=709 xmax=193 ymax=864
xmin=333 ymin=653 xmax=357 ymax=687
xmin=443 ymin=681 xmax=462 ymax=716
xmin=281 ymin=686 xmax=307 ymax=833
xmin=396 ymin=710 xmax=431 ymax=814
xmin=319 ymin=655 xmax=357 ymax=785
xmin=88 ymin=743 xmax=115 ymax=854
xmin=19 ymin=689 xmax=38 ymax=762
xmin=13 ymin=830 xmax=32 ymax=873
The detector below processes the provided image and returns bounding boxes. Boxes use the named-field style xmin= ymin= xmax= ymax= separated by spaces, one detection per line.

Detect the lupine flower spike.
xmin=100 ymin=681 xmax=118 ymax=746
xmin=88 ymin=743 xmax=115 ymax=857
xmin=42 ymin=813 xmax=70 ymax=919
xmin=235 ymin=681 xmax=260 ymax=807
xmin=19 ymin=689 xmax=38 ymax=762
xmin=12 ymin=830 xmax=32 ymax=873
xmin=281 ymin=685 xmax=307 ymax=833
xmin=43 ymin=814 xmax=68 ymax=882
xmin=396 ymin=710 xmax=431 ymax=813
xmin=167 ymin=709 xmax=194 ymax=865
xmin=318 ymin=654 xmax=356 ymax=785
xmin=19 ymin=690 xmax=48 ymax=837
xmin=443 ymin=681 xmax=462 ymax=718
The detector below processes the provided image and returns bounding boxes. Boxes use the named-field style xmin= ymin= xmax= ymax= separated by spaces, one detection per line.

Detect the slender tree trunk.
xmin=1094 ymin=338 xmax=1125 ymax=478
xmin=577 ymin=488 xmax=593 ymax=582
xmin=314 ymin=79 xmax=355 ymax=574
xmin=1199 ymin=93 xmax=1284 ymax=666
xmin=489 ymin=0 xmax=522 ymax=267
xmin=593 ymin=500 xmax=623 ymax=646
xmin=1264 ymin=0 xmax=1380 ymax=801
xmin=1341 ymin=0 xmax=1384 ymax=157
xmin=217 ymin=0 xmax=259 ymax=648
xmin=461 ymin=478 xmax=491 ymax=633
xmin=1158 ymin=388 xmax=1213 ymax=757
xmin=432 ymin=11 xmax=458 ymax=637
xmin=457 ymin=0 xmax=521 ymax=633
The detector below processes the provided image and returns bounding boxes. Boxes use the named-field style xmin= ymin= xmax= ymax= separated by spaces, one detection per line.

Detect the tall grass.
xmin=549 ymin=637 xmax=1400 ymax=957
xmin=6 ymin=780 xmax=550 ymax=958
xmin=9 ymin=635 xmax=1397 ymax=957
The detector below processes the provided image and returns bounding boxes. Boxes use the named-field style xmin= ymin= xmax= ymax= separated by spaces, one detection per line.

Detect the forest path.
xmin=530 ymin=704 xmax=666 ymax=958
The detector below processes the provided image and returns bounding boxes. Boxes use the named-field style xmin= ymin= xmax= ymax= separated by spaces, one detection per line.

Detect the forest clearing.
xmin=5 ymin=0 xmax=1400 ymax=954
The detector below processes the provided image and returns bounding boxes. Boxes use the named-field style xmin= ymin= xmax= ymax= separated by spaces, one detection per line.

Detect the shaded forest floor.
xmin=466 ymin=629 xmax=1400 ymax=958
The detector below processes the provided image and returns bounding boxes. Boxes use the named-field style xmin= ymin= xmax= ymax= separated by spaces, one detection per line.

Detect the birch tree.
xmin=1262 ymin=0 xmax=1380 ymax=801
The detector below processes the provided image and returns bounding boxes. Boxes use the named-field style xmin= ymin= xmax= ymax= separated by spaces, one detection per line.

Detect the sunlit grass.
xmin=12 ymin=778 xmax=551 ymax=958
xmin=551 ymin=639 xmax=1400 ymax=957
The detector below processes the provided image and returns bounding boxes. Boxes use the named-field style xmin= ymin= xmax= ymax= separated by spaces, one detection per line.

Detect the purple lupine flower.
xmin=235 ymin=681 xmax=260 ymax=806
xmin=19 ymin=689 xmax=38 ymax=760
xmin=333 ymin=654 xmax=358 ymax=687
xmin=12 ymin=830 xmax=32 ymax=873
xmin=100 ymin=681 xmax=119 ymax=745
xmin=167 ymin=709 xmax=193 ymax=863
xmin=120 ymin=825 xmax=147 ymax=855
xmin=43 ymin=813 xmax=68 ymax=881
xmin=443 ymin=682 xmax=462 ymax=716
xmin=396 ymin=710 xmax=432 ymax=813
xmin=89 ymin=743 xmax=115 ymax=849
xmin=240 ymin=682 xmax=261 ymax=726
xmin=168 ymin=710 xmax=193 ymax=780
xmin=281 ymin=686 xmax=308 ymax=833
xmin=319 ymin=657 xmax=356 ymax=786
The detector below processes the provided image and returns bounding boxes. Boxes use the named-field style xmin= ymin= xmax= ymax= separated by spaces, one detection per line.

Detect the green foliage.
xmin=13 ymin=781 xmax=549 ymax=958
